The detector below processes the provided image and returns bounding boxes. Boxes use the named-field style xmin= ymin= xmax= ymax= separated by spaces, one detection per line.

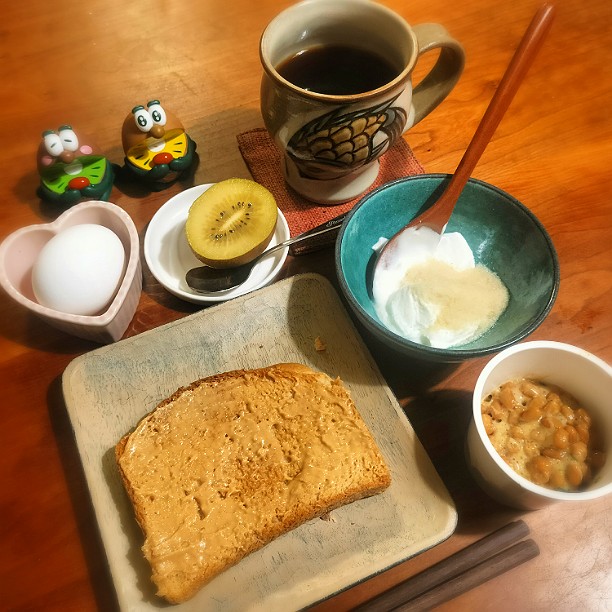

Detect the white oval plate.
xmin=144 ymin=184 xmax=290 ymax=304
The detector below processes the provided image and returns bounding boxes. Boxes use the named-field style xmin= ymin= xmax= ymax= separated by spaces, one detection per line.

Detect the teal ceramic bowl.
xmin=335 ymin=175 xmax=560 ymax=362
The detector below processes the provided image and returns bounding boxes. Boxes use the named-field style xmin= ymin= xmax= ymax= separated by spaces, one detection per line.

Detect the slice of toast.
xmin=115 ymin=363 xmax=391 ymax=603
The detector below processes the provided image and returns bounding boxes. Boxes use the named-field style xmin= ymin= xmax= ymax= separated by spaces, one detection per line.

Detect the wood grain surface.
xmin=1 ymin=0 xmax=611 ymax=610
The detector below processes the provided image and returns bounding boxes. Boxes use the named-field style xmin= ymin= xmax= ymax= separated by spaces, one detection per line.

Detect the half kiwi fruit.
xmin=186 ymin=178 xmax=278 ymax=268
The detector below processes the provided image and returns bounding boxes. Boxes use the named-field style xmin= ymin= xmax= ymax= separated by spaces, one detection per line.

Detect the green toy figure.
xmin=36 ymin=125 xmax=114 ymax=206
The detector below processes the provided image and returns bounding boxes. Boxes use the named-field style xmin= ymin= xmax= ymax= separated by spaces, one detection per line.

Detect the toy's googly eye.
xmin=132 ymin=106 xmax=153 ymax=133
xmin=43 ymin=131 xmax=64 ymax=157
xmin=147 ymin=101 xmax=167 ymax=126
xmin=58 ymin=125 xmax=79 ymax=152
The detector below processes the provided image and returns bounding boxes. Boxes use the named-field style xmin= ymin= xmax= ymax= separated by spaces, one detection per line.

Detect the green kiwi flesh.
xmin=186 ymin=178 xmax=278 ymax=268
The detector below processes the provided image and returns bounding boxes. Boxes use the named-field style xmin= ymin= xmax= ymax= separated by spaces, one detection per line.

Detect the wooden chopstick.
xmin=354 ymin=520 xmax=538 ymax=612
xmin=396 ymin=539 xmax=539 ymax=611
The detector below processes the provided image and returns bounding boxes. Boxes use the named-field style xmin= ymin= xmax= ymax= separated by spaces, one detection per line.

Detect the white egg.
xmin=32 ymin=224 xmax=126 ymax=316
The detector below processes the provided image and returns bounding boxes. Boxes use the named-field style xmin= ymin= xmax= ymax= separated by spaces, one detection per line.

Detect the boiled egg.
xmin=32 ymin=224 xmax=126 ymax=316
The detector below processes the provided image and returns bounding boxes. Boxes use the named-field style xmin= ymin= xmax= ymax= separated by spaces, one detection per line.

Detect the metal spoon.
xmin=376 ymin=3 xmax=555 ymax=270
xmin=185 ymin=212 xmax=347 ymax=293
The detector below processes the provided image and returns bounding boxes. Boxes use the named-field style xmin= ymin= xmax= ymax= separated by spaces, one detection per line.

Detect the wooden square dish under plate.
xmin=62 ymin=273 xmax=457 ymax=611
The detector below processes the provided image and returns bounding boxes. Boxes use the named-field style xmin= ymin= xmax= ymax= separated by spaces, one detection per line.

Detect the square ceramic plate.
xmin=62 ymin=273 xmax=457 ymax=611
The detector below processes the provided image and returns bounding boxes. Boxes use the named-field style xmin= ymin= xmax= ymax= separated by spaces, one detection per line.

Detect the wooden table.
xmin=1 ymin=0 xmax=610 ymax=610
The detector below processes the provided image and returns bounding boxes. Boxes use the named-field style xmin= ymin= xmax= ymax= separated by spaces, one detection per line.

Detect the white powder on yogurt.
xmin=372 ymin=226 xmax=508 ymax=348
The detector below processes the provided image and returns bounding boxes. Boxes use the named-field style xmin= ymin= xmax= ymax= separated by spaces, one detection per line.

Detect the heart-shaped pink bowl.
xmin=0 ymin=201 xmax=142 ymax=343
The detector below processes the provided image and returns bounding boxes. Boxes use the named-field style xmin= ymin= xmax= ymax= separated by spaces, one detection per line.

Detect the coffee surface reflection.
xmin=276 ymin=44 xmax=401 ymax=95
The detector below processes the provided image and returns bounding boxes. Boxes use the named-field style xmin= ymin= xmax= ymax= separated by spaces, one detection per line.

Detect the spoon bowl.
xmin=186 ymin=240 xmax=288 ymax=293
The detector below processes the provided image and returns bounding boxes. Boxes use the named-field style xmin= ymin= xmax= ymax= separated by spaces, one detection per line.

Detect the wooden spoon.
xmin=376 ymin=3 xmax=555 ymax=269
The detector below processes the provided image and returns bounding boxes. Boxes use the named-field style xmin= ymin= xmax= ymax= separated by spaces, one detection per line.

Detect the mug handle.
xmin=411 ymin=23 xmax=465 ymax=125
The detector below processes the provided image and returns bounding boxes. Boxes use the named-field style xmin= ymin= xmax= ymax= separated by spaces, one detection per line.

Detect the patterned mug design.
xmin=260 ymin=0 xmax=464 ymax=203
xmin=286 ymin=96 xmax=408 ymax=181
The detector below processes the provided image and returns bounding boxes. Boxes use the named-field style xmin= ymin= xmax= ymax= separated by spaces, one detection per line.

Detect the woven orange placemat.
xmin=237 ymin=128 xmax=424 ymax=236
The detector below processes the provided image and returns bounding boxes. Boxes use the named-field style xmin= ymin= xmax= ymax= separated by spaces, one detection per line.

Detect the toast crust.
xmin=115 ymin=363 xmax=391 ymax=603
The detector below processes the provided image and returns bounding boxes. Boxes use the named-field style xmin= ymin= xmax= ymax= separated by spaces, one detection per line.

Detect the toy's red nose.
xmin=152 ymin=152 xmax=173 ymax=166
xmin=68 ymin=176 xmax=91 ymax=190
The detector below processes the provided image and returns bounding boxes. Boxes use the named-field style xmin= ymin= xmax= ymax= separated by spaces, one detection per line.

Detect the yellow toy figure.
xmin=121 ymin=100 xmax=197 ymax=188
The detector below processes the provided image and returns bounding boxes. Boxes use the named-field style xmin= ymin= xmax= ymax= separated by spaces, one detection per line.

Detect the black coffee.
xmin=276 ymin=44 xmax=401 ymax=95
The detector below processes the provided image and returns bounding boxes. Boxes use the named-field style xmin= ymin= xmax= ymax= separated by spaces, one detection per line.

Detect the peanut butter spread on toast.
xmin=115 ymin=363 xmax=391 ymax=603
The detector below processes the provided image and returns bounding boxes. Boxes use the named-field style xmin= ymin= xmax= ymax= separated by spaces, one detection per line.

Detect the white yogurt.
xmin=372 ymin=226 xmax=508 ymax=348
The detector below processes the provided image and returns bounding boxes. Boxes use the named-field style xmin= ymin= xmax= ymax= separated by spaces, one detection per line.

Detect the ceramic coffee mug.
xmin=260 ymin=0 xmax=465 ymax=204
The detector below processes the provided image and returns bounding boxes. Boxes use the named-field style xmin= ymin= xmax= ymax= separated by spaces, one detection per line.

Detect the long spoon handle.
xmin=417 ymin=3 xmax=556 ymax=230
xmin=258 ymin=211 xmax=347 ymax=260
